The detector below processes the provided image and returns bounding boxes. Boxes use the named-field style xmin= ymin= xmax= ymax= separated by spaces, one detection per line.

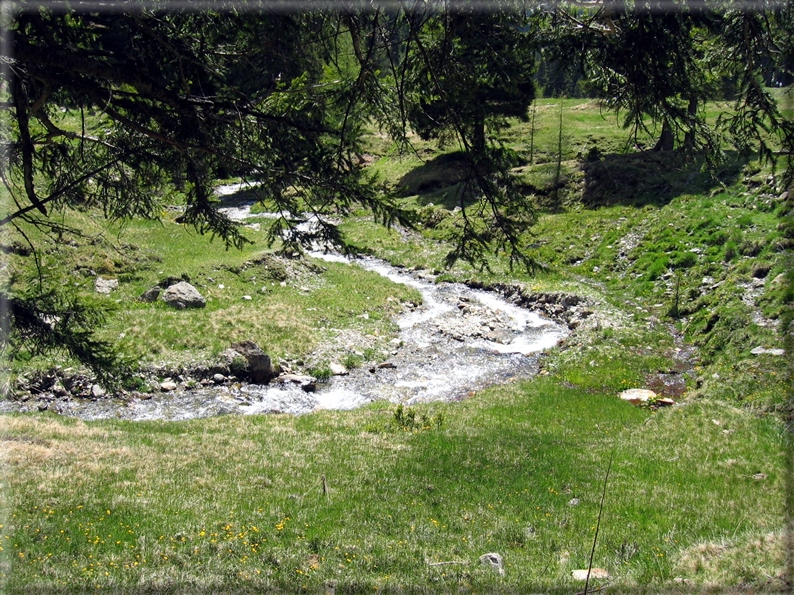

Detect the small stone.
xmin=139 ymin=286 xmax=161 ymax=302
xmin=329 ymin=362 xmax=348 ymax=376
xmin=160 ymin=380 xmax=178 ymax=392
xmin=572 ymin=568 xmax=609 ymax=581
xmin=213 ymin=373 xmax=226 ymax=383
xmin=479 ymin=552 xmax=504 ymax=576
xmin=753 ymin=473 xmax=767 ymax=480
xmin=568 ymin=498 xmax=580 ymax=507
xmin=750 ymin=346 xmax=786 ymax=356
xmin=91 ymin=384 xmax=106 ymax=398
xmin=242 ymin=295 xmax=252 ymax=300
xmin=656 ymin=397 xmax=676 ymax=407
xmin=52 ymin=381 xmax=69 ymax=397
xmin=276 ymin=373 xmax=317 ymax=392
xmin=619 ymin=388 xmax=656 ymax=405
xmin=378 ymin=362 xmax=397 ymax=369
xmin=95 ymin=277 xmax=119 ymax=294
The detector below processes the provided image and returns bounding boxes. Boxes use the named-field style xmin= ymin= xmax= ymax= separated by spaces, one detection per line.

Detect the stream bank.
xmin=1 ymin=258 xmax=583 ymax=421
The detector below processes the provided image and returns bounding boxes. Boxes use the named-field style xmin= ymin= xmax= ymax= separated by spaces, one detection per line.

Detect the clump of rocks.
xmin=4 ymin=340 xmax=319 ymax=407
xmin=478 ymin=282 xmax=595 ymax=330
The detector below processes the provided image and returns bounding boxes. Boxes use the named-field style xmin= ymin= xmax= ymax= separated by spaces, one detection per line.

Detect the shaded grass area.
xmin=1 ymin=341 xmax=786 ymax=593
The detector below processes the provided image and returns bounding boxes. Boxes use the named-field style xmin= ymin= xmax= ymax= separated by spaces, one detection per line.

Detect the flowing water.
xmin=2 ymin=185 xmax=568 ymax=421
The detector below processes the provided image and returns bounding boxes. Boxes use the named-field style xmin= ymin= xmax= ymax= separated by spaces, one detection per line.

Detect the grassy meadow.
xmin=1 ymin=94 xmax=792 ymax=593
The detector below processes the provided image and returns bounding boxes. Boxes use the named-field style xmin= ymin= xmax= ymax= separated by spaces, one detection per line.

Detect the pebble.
xmin=160 ymin=380 xmax=178 ymax=392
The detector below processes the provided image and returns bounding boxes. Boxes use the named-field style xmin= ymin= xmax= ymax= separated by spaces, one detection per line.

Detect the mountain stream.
xmin=3 ymin=185 xmax=568 ymax=421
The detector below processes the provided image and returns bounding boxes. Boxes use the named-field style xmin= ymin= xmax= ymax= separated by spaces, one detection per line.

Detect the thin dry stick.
xmin=584 ymin=453 xmax=614 ymax=595
xmin=301 ymin=475 xmax=330 ymax=501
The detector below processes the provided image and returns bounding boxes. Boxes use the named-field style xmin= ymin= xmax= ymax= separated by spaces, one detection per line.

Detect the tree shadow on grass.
xmin=396 ymin=152 xmax=479 ymax=209
xmin=580 ymin=150 xmax=749 ymax=208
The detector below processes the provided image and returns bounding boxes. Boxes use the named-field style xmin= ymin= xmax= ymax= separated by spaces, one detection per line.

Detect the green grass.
xmin=2 ymin=94 xmax=791 ymax=593
xmin=1 ymin=349 xmax=786 ymax=592
xmin=1 ymin=207 xmax=421 ymax=373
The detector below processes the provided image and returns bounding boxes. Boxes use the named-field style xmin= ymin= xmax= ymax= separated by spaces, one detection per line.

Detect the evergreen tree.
xmin=1 ymin=4 xmax=409 ymax=380
xmin=405 ymin=5 xmax=537 ymax=154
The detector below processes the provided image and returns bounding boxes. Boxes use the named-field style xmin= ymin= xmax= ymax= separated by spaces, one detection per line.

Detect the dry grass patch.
xmin=672 ymin=530 xmax=786 ymax=589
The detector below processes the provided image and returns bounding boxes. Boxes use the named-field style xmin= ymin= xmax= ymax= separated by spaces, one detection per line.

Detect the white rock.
xmin=572 ymin=568 xmax=609 ymax=581
xmin=90 ymin=384 xmax=106 ymax=398
xmin=750 ymin=346 xmax=786 ymax=356
xmin=619 ymin=388 xmax=656 ymax=405
xmin=242 ymin=295 xmax=252 ymax=300
xmin=329 ymin=362 xmax=348 ymax=376
xmin=479 ymin=552 xmax=504 ymax=576
xmin=94 ymin=277 xmax=118 ymax=294
xmin=160 ymin=380 xmax=178 ymax=392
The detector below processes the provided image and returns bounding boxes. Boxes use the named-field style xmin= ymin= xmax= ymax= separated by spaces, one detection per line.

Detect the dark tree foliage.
xmin=397 ymin=4 xmax=540 ymax=271
xmin=1 ymin=1 xmax=793 ymax=382
xmin=405 ymin=6 xmax=537 ymax=154
xmin=546 ymin=0 xmax=793 ymax=169
xmin=0 ymin=290 xmax=125 ymax=387
xmin=1 ymin=4 xmax=411 ymax=379
xmin=547 ymin=0 xmax=721 ymax=154
xmin=5 ymin=7 xmax=408 ymax=244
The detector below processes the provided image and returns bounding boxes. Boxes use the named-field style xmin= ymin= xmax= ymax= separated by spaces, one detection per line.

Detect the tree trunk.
xmin=653 ymin=119 xmax=675 ymax=151
xmin=471 ymin=112 xmax=486 ymax=155
xmin=683 ymin=96 xmax=698 ymax=150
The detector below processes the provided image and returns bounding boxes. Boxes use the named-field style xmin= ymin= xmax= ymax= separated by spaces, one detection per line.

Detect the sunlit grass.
xmin=1 ymin=350 xmax=786 ymax=592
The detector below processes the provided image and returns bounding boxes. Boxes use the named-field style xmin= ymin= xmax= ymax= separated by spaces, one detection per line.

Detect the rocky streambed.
xmin=1 ymin=186 xmax=592 ymax=421
xmin=1 ymin=257 xmax=585 ymax=421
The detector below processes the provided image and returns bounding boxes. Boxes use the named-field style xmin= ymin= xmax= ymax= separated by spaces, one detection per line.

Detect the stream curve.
xmin=1 ymin=186 xmax=568 ymax=421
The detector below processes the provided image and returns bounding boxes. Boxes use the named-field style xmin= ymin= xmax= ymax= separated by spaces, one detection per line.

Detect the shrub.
xmin=671 ymin=251 xmax=697 ymax=269
xmin=645 ymin=256 xmax=669 ymax=281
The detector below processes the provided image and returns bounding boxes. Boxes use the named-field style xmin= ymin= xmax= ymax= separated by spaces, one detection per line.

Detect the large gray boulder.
xmin=161 ymin=282 xmax=206 ymax=309
xmin=230 ymin=340 xmax=274 ymax=384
